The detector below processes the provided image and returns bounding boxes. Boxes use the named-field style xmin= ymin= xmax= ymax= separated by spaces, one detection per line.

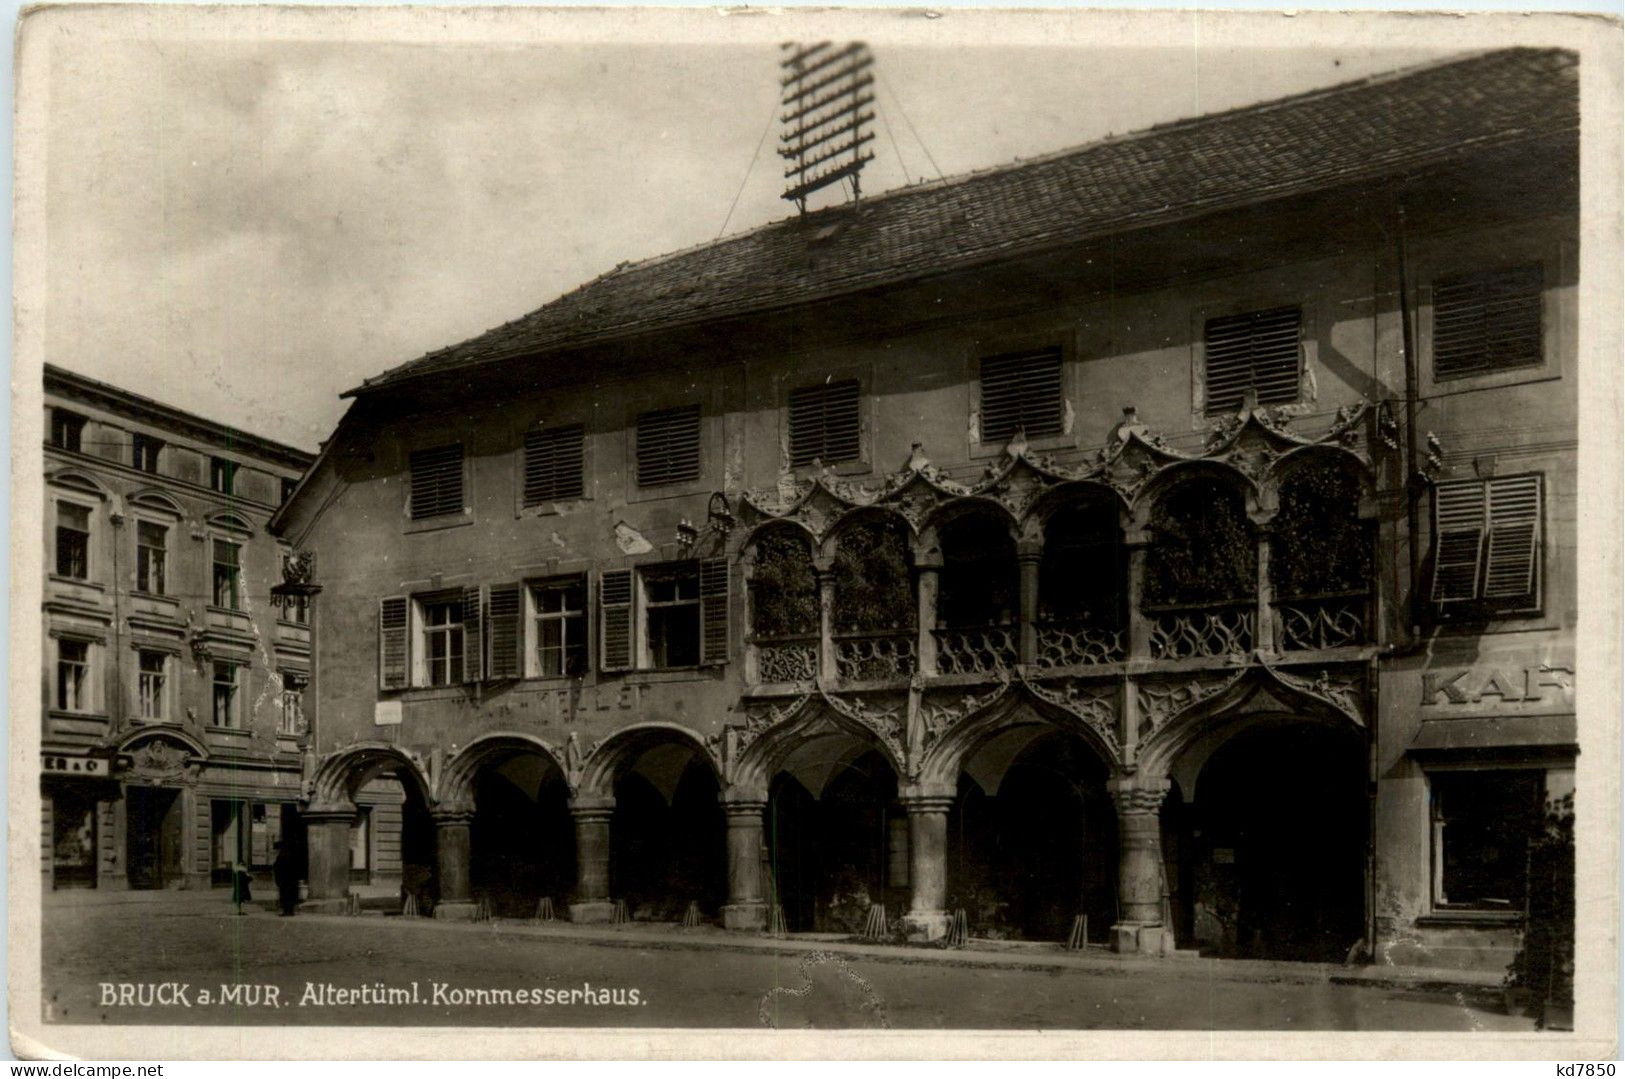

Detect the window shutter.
xmin=788 ymin=380 xmax=862 ymax=467
xmin=486 ymin=583 xmax=523 ymax=680
xmin=979 ymin=348 xmax=1063 ymax=443
xmin=1204 ymin=307 xmax=1302 ymax=414
xmin=523 ymin=425 xmax=585 ymax=504
xmin=599 ymin=570 xmax=634 ymax=672
xmin=1430 ymin=482 xmax=1487 ymax=604
xmin=462 ymin=586 xmax=484 ymax=683
xmin=1482 ymin=475 xmax=1541 ymax=601
xmin=699 ymin=558 xmax=730 ymax=666
xmin=409 ymin=444 xmax=464 ymax=520
xmin=378 ymin=596 xmax=409 ymax=690
xmin=636 ymin=405 xmax=702 ymax=487
xmin=1433 ymin=265 xmax=1543 ymax=380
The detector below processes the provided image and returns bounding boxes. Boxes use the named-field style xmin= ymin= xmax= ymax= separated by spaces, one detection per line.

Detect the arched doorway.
xmin=947 ymin=727 xmax=1116 ymax=942
xmin=1171 ymin=721 xmax=1366 ymax=962
xmin=583 ymin=729 xmax=725 ymax=922
xmin=306 ymin=745 xmax=435 ymax=906
xmin=466 ymin=750 xmax=574 ymax=918
xmin=766 ymin=733 xmax=901 ymax=933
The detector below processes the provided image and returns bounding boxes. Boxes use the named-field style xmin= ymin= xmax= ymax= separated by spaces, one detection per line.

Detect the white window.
xmin=55 ymin=639 xmax=92 ymax=713
xmin=421 ymin=598 xmax=465 ymax=686
xmin=136 ymin=521 xmax=168 ymax=595
xmin=55 ymin=501 xmax=90 ymax=580
xmin=278 ymin=679 xmax=306 ymax=737
xmin=529 ymin=577 xmax=587 ymax=677
xmin=211 ymin=661 xmax=242 ymax=728
xmin=212 ymin=539 xmax=242 ymax=610
xmin=137 ymin=650 xmax=167 ymax=720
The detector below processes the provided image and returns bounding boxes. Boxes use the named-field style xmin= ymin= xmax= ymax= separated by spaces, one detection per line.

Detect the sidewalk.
xmin=281 ymin=906 xmax=1508 ymax=999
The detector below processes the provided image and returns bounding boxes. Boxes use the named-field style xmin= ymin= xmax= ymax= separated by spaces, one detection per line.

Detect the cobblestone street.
xmin=37 ymin=894 xmax=1538 ymax=1032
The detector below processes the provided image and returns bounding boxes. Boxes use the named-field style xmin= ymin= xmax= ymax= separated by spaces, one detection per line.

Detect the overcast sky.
xmin=39 ymin=22 xmax=1441 ymax=450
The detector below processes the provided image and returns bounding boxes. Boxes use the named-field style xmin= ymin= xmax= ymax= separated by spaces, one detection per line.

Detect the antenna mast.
xmin=780 ymin=42 xmax=876 ymax=214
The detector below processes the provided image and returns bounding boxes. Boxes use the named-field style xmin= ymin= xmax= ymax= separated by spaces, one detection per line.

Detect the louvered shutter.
xmin=378 ymin=596 xmax=409 ymax=690
xmin=699 ymin=558 xmax=730 ymax=666
xmin=486 ymin=584 xmax=524 ymax=680
xmin=788 ymin=380 xmax=861 ymax=467
xmin=462 ymin=586 xmax=484 ymax=683
xmin=1482 ymin=475 xmax=1542 ymax=601
xmin=1433 ymin=265 xmax=1543 ymax=380
xmin=1204 ymin=307 xmax=1302 ymax=414
xmin=636 ymin=405 xmax=701 ymax=487
xmin=979 ymin=348 xmax=1063 ymax=443
xmin=599 ymin=570 xmax=634 ymax=672
xmin=523 ymin=425 xmax=585 ymax=504
xmin=1430 ymin=482 xmax=1487 ymax=604
xmin=409 ymin=444 xmax=464 ymax=519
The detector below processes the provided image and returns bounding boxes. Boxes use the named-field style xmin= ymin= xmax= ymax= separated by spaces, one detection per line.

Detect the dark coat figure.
xmin=231 ymin=861 xmax=253 ymax=913
xmin=272 ymin=842 xmax=300 ymax=916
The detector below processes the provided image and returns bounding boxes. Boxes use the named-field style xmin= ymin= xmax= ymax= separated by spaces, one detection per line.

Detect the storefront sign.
xmin=42 ymin=755 xmax=108 ymax=777
xmin=1421 ymin=666 xmax=1574 ymax=707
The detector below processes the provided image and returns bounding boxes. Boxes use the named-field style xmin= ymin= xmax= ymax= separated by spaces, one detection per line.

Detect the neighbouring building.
xmin=272 ymin=48 xmax=1578 ymax=971
xmin=42 ymin=364 xmax=316 ymax=892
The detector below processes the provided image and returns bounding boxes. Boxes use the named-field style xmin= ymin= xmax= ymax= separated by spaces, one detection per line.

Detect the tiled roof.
xmin=353 ymin=47 xmax=1578 ymax=396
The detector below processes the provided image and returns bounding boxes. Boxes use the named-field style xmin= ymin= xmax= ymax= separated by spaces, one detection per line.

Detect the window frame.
xmin=406 ymin=442 xmax=468 ymax=523
xmin=526 ymin=575 xmax=589 ymax=678
xmin=50 ymin=410 xmax=86 ymax=453
xmin=520 ymin=422 xmax=589 ymax=510
xmin=277 ymin=550 xmax=311 ymax=625
xmin=131 ymin=434 xmax=164 ymax=474
xmin=780 ymin=361 xmax=873 ymax=477
xmin=54 ymin=637 xmax=95 ymax=714
xmin=1427 ymin=766 xmax=1547 ymax=914
xmin=622 ymin=385 xmax=720 ymax=503
xmin=53 ymin=498 xmax=93 ymax=582
xmin=210 ymin=537 xmax=244 ymax=611
xmin=413 ymin=592 xmax=467 ymax=688
xmin=1189 ymin=292 xmax=1321 ymax=422
xmin=1428 ymin=473 xmax=1545 ymax=620
xmin=967 ymin=332 xmax=1077 ymax=460
xmin=135 ymin=649 xmax=169 ymax=721
xmin=277 ymin=673 xmax=307 ymax=737
xmin=1199 ymin=304 xmax=1305 ymax=416
xmin=209 ymin=457 xmax=238 ymax=496
xmin=136 ymin=518 xmax=169 ymax=597
xmin=638 ymin=562 xmax=704 ymax=670
xmin=210 ymin=660 xmax=245 ymax=729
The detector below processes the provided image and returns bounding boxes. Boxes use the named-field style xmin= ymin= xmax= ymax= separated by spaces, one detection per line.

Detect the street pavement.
xmin=38 ymin=893 xmax=1537 ymax=1031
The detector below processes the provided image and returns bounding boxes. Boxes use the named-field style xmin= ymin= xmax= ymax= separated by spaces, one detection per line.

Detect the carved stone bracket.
xmin=917 ymin=674 xmax=1014 ymax=750
xmin=817 ymin=687 xmax=908 ymax=770
xmin=1019 ymin=672 xmax=1120 ymax=756
xmin=1135 ymin=671 xmax=1247 ymax=741
xmin=1267 ymin=664 xmax=1368 ymax=726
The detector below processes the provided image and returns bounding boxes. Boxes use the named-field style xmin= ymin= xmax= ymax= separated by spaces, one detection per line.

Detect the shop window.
xmin=635 ymin=405 xmax=701 ymax=487
xmin=55 ymin=639 xmax=91 ymax=713
xmin=51 ymin=409 xmax=85 ymax=453
xmin=1204 ymin=306 xmax=1301 ymax=414
xmin=137 ymin=650 xmax=167 ymax=720
xmin=132 ymin=434 xmax=163 ymax=473
xmin=408 ymin=443 xmax=464 ymax=520
xmin=979 ymin=347 xmax=1063 ymax=443
xmin=1430 ymin=474 xmax=1542 ymax=616
xmin=788 ymin=380 xmax=861 ymax=467
xmin=211 ymin=538 xmax=242 ymax=609
xmin=211 ymin=661 xmax=242 ymax=728
xmin=1432 ymin=264 xmax=1543 ymax=380
xmin=55 ymin=502 xmax=90 ymax=580
xmin=523 ymin=424 xmax=585 ymax=504
xmin=51 ymin=792 xmax=98 ymax=888
xmin=1431 ymin=769 xmax=1545 ymax=911
xmin=210 ymin=457 xmax=237 ymax=496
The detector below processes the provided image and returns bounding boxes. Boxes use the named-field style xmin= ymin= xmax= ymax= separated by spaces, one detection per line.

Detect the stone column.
xmin=815 ymin=559 xmax=838 ymax=682
xmin=1016 ymin=540 xmax=1043 ymax=666
xmin=1108 ymin=775 xmax=1171 ymax=954
xmin=568 ymin=795 xmax=616 ymax=923
xmin=432 ymin=806 xmax=476 ymax=920
xmin=301 ymin=807 xmax=354 ymax=906
xmin=900 ymin=786 xmax=956 ymax=941
xmin=915 ymin=552 xmax=942 ymax=677
xmin=720 ymin=796 xmax=768 ymax=931
xmin=1252 ymin=511 xmax=1277 ymax=654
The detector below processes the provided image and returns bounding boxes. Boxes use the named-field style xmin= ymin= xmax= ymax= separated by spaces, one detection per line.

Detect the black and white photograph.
xmin=7 ymin=5 xmax=1621 ymax=1060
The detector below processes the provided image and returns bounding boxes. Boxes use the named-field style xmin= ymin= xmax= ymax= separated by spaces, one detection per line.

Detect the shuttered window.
xmin=979 ymin=348 xmax=1063 ymax=443
xmin=788 ymin=380 xmax=861 ymax=467
xmin=1203 ymin=306 xmax=1302 ymax=414
xmin=409 ymin=444 xmax=464 ymax=519
xmin=599 ymin=570 xmax=634 ymax=672
xmin=1432 ymin=265 xmax=1543 ymax=380
xmin=636 ymin=405 xmax=701 ymax=487
xmin=523 ymin=425 xmax=585 ymax=504
xmin=486 ymin=583 xmax=524 ymax=680
xmin=699 ymin=558 xmax=730 ymax=666
xmin=1430 ymin=474 xmax=1542 ymax=612
xmin=378 ymin=596 xmax=409 ymax=690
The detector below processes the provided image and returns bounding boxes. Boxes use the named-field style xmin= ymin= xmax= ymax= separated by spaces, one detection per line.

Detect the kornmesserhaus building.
xmin=42 ymin=364 xmax=315 ymax=892
xmin=271 ymin=48 xmax=1579 ymax=972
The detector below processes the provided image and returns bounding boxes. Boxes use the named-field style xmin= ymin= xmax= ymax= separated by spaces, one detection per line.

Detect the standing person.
xmin=231 ymin=860 xmax=253 ymax=915
xmin=272 ymin=841 xmax=300 ymax=916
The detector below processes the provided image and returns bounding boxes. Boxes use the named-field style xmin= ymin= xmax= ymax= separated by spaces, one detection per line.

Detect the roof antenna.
xmin=780 ymin=42 xmax=876 ymax=214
